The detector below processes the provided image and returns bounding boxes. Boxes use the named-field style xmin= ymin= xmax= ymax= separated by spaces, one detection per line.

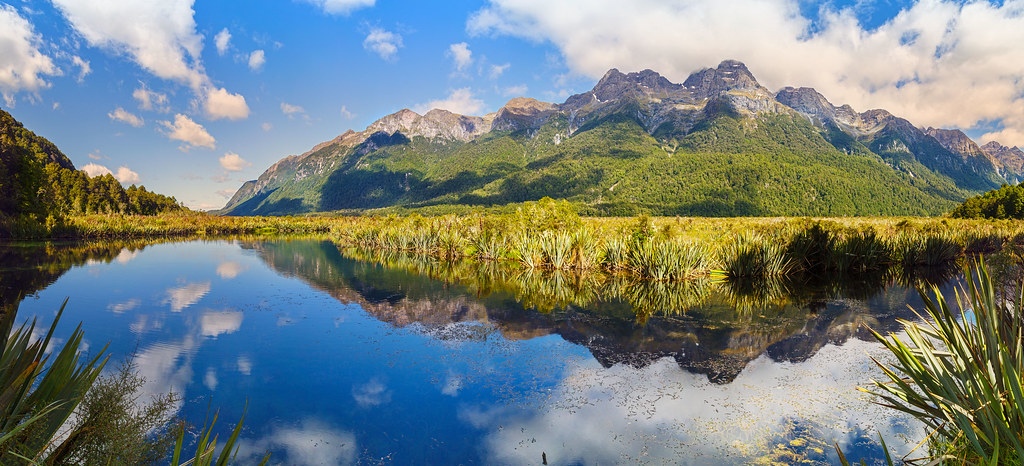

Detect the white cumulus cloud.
xmin=300 ymin=0 xmax=375 ymax=15
xmin=248 ymin=49 xmax=265 ymax=71
xmin=159 ymin=114 xmax=215 ymax=150
xmin=53 ymin=0 xmax=206 ymax=89
xmin=115 ymin=166 xmax=140 ymax=184
xmin=468 ymin=0 xmax=1024 ymax=146
xmin=219 ymin=152 xmax=251 ymax=172
xmin=448 ymin=42 xmax=473 ymax=71
xmin=363 ymin=27 xmax=402 ymax=61
xmin=0 ymin=5 xmax=59 ymax=105
xmin=82 ymin=162 xmax=112 ymax=178
xmin=204 ymin=86 xmax=249 ymax=120
xmin=83 ymin=163 xmax=140 ymax=183
xmin=54 ymin=0 xmax=249 ymax=120
xmin=108 ymin=107 xmax=144 ymax=127
xmin=414 ymin=88 xmax=485 ymax=116
xmin=214 ymin=28 xmax=231 ymax=56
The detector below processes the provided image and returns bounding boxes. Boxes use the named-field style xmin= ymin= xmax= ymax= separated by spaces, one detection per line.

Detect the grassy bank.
xmin=332 ymin=201 xmax=1024 ymax=283
xmin=0 ymin=212 xmax=338 ymax=239
xmin=5 ymin=203 xmax=1024 ymax=283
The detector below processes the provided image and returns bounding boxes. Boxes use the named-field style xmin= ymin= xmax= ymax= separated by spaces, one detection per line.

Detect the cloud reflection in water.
xmin=235 ymin=419 xmax=358 ymax=466
xmin=464 ymin=338 xmax=923 ymax=465
xmin=200 ymin=310 xmax=243 ymax=337
xmin=163 ymin=281 xmax=211 ymax=312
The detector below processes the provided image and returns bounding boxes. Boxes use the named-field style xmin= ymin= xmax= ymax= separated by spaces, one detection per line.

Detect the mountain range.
xmin=219 ymin=60 xmax=1024 ymax=217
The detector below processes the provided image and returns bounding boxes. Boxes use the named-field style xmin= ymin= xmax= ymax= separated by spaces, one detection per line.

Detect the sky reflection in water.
xmin=3 ymin=239 xmax=951 ymax=465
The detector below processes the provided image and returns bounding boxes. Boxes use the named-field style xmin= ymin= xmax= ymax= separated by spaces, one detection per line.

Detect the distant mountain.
xmin=980 ymin=141 xmax=1024 ymax=183
xmin=221 ymin=60 xmax=1024 ymax=217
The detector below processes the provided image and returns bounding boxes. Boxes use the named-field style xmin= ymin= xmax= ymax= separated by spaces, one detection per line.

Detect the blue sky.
xmin=1 ymin=0 xmax=1022 ymax=210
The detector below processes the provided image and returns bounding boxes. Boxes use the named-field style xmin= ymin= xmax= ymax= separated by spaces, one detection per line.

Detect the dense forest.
xmin=0 ymin=108 xmax=182 ymax=231
xmin=950 ymin=183 xmax=1024 ymax=219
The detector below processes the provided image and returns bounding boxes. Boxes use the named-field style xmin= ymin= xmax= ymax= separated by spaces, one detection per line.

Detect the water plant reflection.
xmin=339 ymin=246 xmax=955 ymax=323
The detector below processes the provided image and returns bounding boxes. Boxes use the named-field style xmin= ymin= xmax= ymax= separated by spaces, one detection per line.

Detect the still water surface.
xmin=1 ymin=238 xmax=956 ymax=464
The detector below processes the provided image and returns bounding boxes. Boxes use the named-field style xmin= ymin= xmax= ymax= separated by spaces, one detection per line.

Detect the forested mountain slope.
xmin=221 ymin=61 xmax=1024 ymax=217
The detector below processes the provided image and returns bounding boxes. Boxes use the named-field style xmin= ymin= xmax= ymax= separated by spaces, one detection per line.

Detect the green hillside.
xmin=0 ymin=108 xmax=183 ymax=232
xmin=223 ymin=109 xmax=963 ymax=217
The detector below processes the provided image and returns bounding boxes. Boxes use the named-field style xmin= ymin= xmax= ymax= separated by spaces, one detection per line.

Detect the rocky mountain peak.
xmin=924 ymin=128 xmax=986 ymax=159
xmin=683 ymin=59 xmax=760 ymax=99
xmin=775 ymin=87 xmax=835 ymax=121
xmin=590 ymin=68 xmax=680 ymax=102
xmin=981 ymin=141 xmax=1024 ymax=177
xmin=367 ymin=108 xmax=421 ymax=135
xmin=500 ymin=97 xmax=557 ymax=114
xmin=492 ymin=97 xmax=558 ymax=132
xmin=982 ymin=141 xmax=1023 ymax=153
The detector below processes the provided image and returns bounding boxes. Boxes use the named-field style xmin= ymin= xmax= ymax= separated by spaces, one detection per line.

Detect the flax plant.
xmin=860 ymin=259 xmax=1024 ymax=464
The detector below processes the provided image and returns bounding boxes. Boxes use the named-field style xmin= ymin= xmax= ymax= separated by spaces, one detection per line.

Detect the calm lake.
xmin=1 ymin=238 xmax=959 ymax=464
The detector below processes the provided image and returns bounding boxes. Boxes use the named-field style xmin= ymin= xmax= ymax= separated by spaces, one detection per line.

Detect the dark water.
xmin=1 ymin=238 xmax=960 ymax=464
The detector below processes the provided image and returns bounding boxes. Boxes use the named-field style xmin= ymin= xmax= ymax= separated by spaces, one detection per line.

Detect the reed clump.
xmin=838 ymin=259 xmax=1024 ymax=465
xmin=335 ymin=205 xmax=1024 ymax=287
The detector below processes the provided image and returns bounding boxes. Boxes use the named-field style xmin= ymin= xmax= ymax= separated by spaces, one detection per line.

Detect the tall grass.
xmin=335 ymin=214 xmax=1024 ymax=287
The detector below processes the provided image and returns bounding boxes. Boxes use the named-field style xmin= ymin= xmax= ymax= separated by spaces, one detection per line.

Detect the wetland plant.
xmin=720 ymin=235 xmax=794 ymax=280
xmin=845 ymin=260 xmax=1024 ymax=465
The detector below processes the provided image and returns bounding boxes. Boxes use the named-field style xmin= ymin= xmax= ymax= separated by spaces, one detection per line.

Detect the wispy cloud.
xmin=448 ymin=42 xmax=473 ymax=71
xmin=414 ymin=88 xmax=484 ymax=115
xmin=300 ymin=0 xmax=375 ymax=15
xmin=108 ymin=107 xmax=143 ymax=127
xmin=214 ymin=28 xmax=231 ymax=55
xmin=133 ymin=84 xmax=169 ymax=112
xmin=363 ymin=27 xmax=402 ymax=61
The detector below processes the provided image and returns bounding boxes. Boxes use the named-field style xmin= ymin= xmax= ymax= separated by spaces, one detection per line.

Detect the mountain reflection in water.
xmin=248 ymin=241 xmax=958 ymax=384
xmin=1 ymin=238 xmax=970 ymax=464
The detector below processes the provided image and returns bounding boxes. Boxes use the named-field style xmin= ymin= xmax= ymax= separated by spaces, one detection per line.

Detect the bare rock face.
xmin=981 ymin=141 xmax=1024 ymax=178
xmin=775 ymin=87 xmax=836 ymax=123
xmin=925 ymin=128 xmax=987 ymax=160
xmin=366 ymin=108 xmax=420 ymax=135
xmin=776 ymin=87 xmax=894 ymax=137
xmin=684 ymin=59 xmax=760 ymax=99
xmin=682 ymin=60 xmax=784 ymax=115
xmin=361 ymin=108 xmax=493 ymax=142
xmin=491 ymin=97 xmax=558 ymax=132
